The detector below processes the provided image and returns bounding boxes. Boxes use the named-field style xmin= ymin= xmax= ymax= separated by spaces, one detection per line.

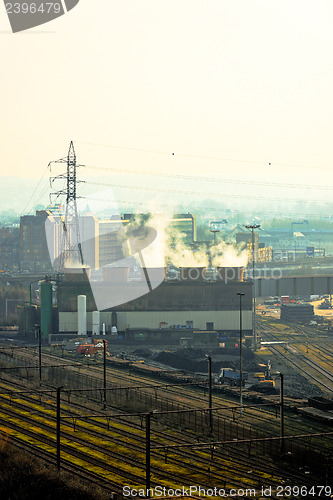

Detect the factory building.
xmin=123 ymin=213 xmax=196 ymax=244
xmin=56 ymin=266 xmax=252 ymax=338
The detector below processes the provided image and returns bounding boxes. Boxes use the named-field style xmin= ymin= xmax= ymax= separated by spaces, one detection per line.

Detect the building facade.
xmin=20 ymin=211 xmax=57 ymax=271
xmin=171 ymin=213 xmax=197 ymax=243
xmin=0 ymin=227 xmax=19 ymax=270
xmin=19 ymin=211 xmax=198 ymax=272
xmin=57 ymin=279 xmax=252 ymax=335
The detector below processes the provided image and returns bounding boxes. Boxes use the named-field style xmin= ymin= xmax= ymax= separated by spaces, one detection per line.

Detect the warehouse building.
xmin=57 ymin=266 xmax=252 ymax=338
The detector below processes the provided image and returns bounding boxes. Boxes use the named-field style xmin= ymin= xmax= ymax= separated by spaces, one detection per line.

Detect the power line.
xmin=83 ymin=163 xmax=333 ymax=192
xmin=80 ymin=194 xmax=333 ymax=217
xmin=19 ymin=167 xmax=50 ymax=216
xmin=84 ymin=180 xmax=333 ymax=207
xmin=76 ymin=140 xmax=333 ymax=171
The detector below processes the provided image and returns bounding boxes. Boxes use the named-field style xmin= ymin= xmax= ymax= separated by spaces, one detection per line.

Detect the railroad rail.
xmin=0 ymin=346 xmax=331 ymax=450
xmin=258 ymin=318 xmax=333 ymax=394
xmin=0 ymin=377 xmax=321 ymax=496
xmin=0 ymin=344 xmax=332 ymax=494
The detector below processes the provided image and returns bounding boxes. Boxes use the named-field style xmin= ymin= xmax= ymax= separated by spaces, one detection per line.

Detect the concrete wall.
xmin=257 ymin=275 xmax=333 ymax=297
xmin=115 ymin=310 xmax=252 ymax=331
xmin=58 ymin=280 xmax=252 ymax=312
xmin=59 ymin=310 xmax=252 ymax=333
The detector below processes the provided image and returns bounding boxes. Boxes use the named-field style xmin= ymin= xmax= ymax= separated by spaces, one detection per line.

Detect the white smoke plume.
xmin=210 ymin=241 xmax=248 ymax=267
xmin=127 ymin=210 xmax=248 ymax=269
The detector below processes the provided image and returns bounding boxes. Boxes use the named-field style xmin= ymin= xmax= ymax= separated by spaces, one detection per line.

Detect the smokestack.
xmin=77 ymin=295 xmax=87 ymax=335
xmin=92 ymin=310 xmax=100 ymax=336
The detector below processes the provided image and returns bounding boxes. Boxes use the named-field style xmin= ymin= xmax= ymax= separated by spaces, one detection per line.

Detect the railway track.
xmin=0 ymin=344 xmax=332 ymax=494
xmin=0 ymin=346 xmax=331 ymax=451
xmin=0 ymin=377 xmax=318 ymax=498
xmin=259 ymin=319 xmax=333 ymax=394
xmin=0 ymin=347 xmax=305 ymax=445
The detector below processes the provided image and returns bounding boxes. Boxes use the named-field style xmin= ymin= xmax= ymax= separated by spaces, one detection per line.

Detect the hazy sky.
xmin=2 ymin=1 xmax=333 ymax=216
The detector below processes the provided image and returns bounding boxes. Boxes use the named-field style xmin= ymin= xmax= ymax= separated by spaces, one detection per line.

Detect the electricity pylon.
xmin=49 ymin=141 xmax=84 ymax=272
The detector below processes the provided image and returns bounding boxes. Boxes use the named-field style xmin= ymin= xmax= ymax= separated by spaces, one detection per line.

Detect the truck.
xmin=250 ymin=360 xmax=276 ymax=393
xmin=218 ymin=368 xmax=248 ymax=387
xmin=76 ymin=339 xmax=108 ymax=356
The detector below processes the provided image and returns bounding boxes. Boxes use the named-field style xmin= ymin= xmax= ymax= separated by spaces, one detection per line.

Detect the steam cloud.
xmin=128 ymin=213 xmax=248 ymax=269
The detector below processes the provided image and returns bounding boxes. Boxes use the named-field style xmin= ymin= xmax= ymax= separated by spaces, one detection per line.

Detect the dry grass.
xmin=0 ymin=443 xmax=109 ymax=500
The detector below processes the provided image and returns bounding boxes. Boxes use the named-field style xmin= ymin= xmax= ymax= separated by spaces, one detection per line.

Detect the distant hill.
xmin=0 ymin=175 xmax=231 ymax=217
xmin=1 ymin=174 xmax=327 ymax=222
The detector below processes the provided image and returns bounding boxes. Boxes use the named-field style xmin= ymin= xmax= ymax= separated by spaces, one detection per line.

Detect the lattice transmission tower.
xmin=49 ymin=141 xmax=85 ymax=272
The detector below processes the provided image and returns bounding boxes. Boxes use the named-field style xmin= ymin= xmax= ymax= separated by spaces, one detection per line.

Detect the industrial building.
xmin=56 ymin=265 xmax=252 ymax=340
xmin=170 ymin=213 xmax=197 ymax=243
xmin=21 ymin=265 xmax=252 ymax=342
xmin=98 ymin=215 xmax=128 ymax=267
xmin=20 ymin=211 xmax=197 ymax=272
xmin=235 ymin=228 xmax=273 ymax=263
xmin=19 ymin=144 xmax=251 ymax=344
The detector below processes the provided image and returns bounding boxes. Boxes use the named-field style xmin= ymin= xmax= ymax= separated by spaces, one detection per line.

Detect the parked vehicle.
xmin=76 ymin=339 xmax=108 ymax=356
xmin=218 ymin=368 xmax=248 ymax=386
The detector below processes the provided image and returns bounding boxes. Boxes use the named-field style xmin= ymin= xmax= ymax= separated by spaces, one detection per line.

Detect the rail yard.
xmin=257 ymin=316 xmax=333 ymax=397
xmin=0 ymin=336 xmax=332 ymax=499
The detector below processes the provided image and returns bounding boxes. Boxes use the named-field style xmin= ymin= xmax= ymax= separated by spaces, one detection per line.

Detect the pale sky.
xmin=1 ymin=1 xmax=333 ymax=217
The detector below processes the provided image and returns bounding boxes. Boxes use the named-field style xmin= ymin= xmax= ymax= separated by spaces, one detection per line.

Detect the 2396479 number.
xmin=5 ymin=3 xmax=62 ymax=14
xmin=276 ymin=485 xmax=332 ymax=497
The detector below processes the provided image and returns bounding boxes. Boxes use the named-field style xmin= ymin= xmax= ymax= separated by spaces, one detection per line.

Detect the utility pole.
xmin=49 ymin=142 xmax=85 ymax=272
xmin=209 ymin=220 xmax=227 ymax=245
xmin=35 ymin=324 xmax=42 ymax=386
xmin=103 ymin=339 xmax=107 ymax=410
xmin=245 ymin=224 xmax=260 ymax=349
xmin=207 ymin=355 xmax=212 ymax=433
xmin=56 ymin=386 xmax=63 ymax=471
xmin=237 ymin=292 xmax=245 ymax=417
xmin=146 ymin=412 xmax=151 ymax=497
xmin=279 ymin=373 xmax=285 ymax=455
